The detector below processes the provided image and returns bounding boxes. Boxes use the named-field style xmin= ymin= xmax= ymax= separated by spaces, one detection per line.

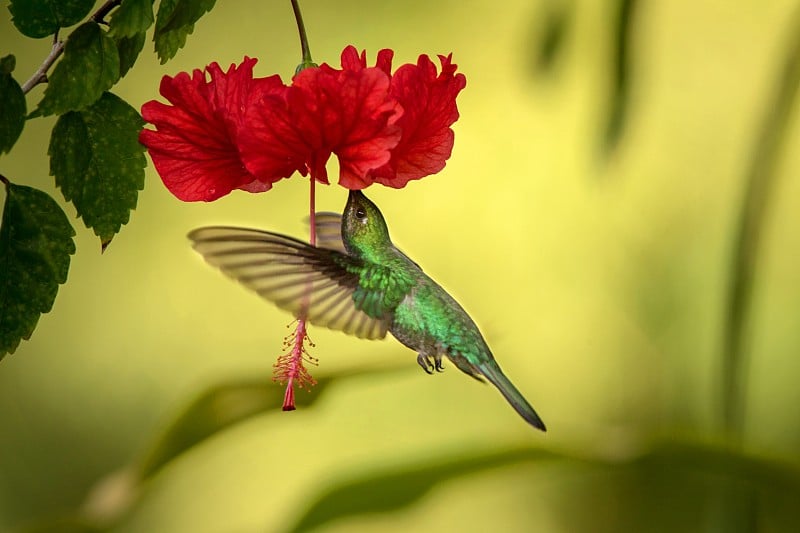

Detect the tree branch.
xmin=20 ymin=0 xmax=122 ymax=94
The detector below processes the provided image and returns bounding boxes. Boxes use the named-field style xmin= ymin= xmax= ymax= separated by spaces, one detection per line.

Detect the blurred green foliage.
xmin=2 ymin=1 xmax=800 ymax=532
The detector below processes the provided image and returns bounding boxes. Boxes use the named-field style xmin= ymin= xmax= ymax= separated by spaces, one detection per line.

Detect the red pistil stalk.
xmin=274 ymin=175 xmax=318 ymax=410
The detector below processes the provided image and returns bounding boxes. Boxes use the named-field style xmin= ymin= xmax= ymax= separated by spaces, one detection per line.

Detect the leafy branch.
xmin=0 ymin=0 xmax=218 ymax=358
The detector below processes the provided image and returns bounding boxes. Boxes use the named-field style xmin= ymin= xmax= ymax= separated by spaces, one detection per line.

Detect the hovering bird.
xmin=189 ymin=190 xmax=546 ymax=431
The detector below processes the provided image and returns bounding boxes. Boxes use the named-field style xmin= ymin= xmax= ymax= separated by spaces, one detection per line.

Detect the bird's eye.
xmin=355 ymin=207 xmax=367 ymax=220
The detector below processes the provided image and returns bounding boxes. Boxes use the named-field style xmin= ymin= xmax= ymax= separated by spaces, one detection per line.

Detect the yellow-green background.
xmin=2 ymin=0 xmax=800 ymax=531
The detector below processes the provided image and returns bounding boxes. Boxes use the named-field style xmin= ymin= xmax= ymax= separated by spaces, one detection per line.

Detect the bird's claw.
xmin=417 ymin=353 xmax=434 ymax=374
xmin=417 ymin=353 xmax=445 ymax=374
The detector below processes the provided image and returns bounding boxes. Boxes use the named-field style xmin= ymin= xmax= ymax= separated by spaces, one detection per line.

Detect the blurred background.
xmin=2 ymin=0 xmax=800 ymax=531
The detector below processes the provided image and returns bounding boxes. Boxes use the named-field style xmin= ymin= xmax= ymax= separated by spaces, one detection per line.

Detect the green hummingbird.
xmin=189 ymin=190 xmax=546 ymax=431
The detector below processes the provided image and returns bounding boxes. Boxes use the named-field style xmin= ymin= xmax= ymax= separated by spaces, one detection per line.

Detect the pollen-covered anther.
xmin=273 ymin=319 xmax=318 ymax=410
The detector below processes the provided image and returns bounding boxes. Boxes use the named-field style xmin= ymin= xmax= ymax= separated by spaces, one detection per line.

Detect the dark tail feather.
xmin=479 ymin=363 xmax=547 ymax=432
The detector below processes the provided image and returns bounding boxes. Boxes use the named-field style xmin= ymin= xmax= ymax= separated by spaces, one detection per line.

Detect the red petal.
xmin=339 ymin=46 xmax=393 ymax=76
xmin=139 ymin=58 xmax=279 ymax=202
xmin=287 ymin=62 xmax=403 ymax=188
xmin=373 ymin=53 xmax=466 ymax=188
xmin=237 ymin=76 xmax=309 ymax=186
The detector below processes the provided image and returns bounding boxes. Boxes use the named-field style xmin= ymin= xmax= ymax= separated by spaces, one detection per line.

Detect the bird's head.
xmin=342 ymin=190 xmax=392 ymax=257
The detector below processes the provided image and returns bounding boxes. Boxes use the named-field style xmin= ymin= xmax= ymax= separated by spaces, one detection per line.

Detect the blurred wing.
xmin=309 ymin=212 xmax=347 ymax=253
xmin=189 ymin=226 xmax=389 ymax=340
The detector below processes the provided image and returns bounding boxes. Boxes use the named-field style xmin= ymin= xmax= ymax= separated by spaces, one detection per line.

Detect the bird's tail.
xmin=479 ymin=362 xmax=546 ymax=432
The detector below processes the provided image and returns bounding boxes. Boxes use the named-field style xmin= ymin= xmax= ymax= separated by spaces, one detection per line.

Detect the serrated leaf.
xmin=0 ymin=56 xmax=26 ymax=154
xmin=108 ymin=0 xmax=155 ymax=38
xmin=153 ymin=0 xmax=216 ymax=63
xmin=0 ymin=181 xmax=76 ymax=358
xmin=153 ymin=24 xmax=195 ymax=64
xmin=34 ymin=22 xmax=120 ymax=117
xmin=115 ymin=31 xmax=146 ymax=78
xmin=49 ymin=92 xmax=146 ymax=247
xmin=9 ymin=0 xmax=95 ymax=39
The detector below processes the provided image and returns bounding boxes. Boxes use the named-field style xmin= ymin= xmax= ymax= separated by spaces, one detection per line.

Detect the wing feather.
xmin=310 ymin=212 xmax=347 ymax=253
xmin=189 ymin=226 xmax=389 ymax=340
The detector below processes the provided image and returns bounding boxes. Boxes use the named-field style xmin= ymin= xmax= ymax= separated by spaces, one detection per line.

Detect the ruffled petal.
xmin=237 ymin=75 xmax=309 ymax=186
xmin=373 ymin=53 xmax=466 ymax=188
xmin=289 ymin=62 xmax=403 ymax=188
xmin=140 ymin=58 xmax=278 ymax=201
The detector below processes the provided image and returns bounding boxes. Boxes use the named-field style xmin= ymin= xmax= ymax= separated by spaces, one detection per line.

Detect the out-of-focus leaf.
xmin=533 ymin=3 xmax=571 ymax=74
xmin=288 ymin=439 xmax=800 ymax=533
xmin=153 ymin=0 xmax=216 ymax=64
xmin=289 ymin=447 xmax=570 ymax=533
xmin=0 ymin=54 xmax=26 ymax=154
xmin=34 ymin=22 xmax=120 ymax=117
xmin=0 ymin=180 xmax=76 ymax=358
xmin=602 ymin=0 xmax=638 ymax=155
xmin=137 ymin=375 xmax=334 ymax=479
xmin=722 ymin=4 xmax=800 ymax=436
xmin=19 ymin=516 xmax=103 ymax=533
xmin=49 ymin=92 xmax=146 ymax=249
xmin=115 ymin=31 xmax=147 ymax=78
xmin=135 ymin=366 xmax=410 ymax=480
xmin=108 ymin=0 xmax=155 ymax=38
xmin=9 ymin=0 xmax=94 ymax=39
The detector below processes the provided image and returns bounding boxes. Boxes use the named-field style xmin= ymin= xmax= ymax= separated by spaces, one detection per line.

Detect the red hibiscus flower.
xmin=139 ymin=46 xmax=466 ymax=201
xmin=139 ymin=58 xmax=285 ymax=201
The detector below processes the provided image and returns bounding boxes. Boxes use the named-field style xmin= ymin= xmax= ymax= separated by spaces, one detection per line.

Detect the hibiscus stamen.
xmin=273 ymin=318 xmax=318 ymax=410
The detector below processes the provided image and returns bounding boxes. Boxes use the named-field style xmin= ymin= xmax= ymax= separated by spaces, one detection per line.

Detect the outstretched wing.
xmin=189 ymin=226 xmax=389 ymax=340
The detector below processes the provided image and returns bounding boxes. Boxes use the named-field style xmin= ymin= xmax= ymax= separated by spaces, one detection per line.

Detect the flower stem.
xmin=290 ymin=0 xmax=315 ymax=69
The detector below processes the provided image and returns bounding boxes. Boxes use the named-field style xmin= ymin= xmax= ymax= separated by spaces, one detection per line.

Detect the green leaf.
xmin=34 ymin=22 xmax=120 ymax=117
xmin=153 ymin=0 xmax=216 ymax=64
xmin=532 ymin=4 xmax=571 ymax=74
xmin=602 ymin=0 xmax=639 ymax=155
xmin=722 ymin=4 xmax=800 ymax=437
xmin=135 ymin=366 xmax=408 ymax=480
xmin=289 ymin=447 xmax=566 ymax=533
xmin=288 ymin=440 xmax=800 ymax=533
xmin=0 ymin=54 xmax=15 ymax=74
xmin=49 ymin=92 xmax=146 ymax=248
xmin=0 ymin=180 xmax=76 ymax=359
xmin=115 ymin=31 xmax=147 ymax=78
xmin=18 ymin=516 xmax=104 ymax=533
xmin=136 ymin=376 xmax=336 ymax=480
xmin=8 ymin=0 xmax=95 ymax=38
xmin=108 ymin=0 xmax=155 ymax=38
xmin=0 ymin=55 xmax=26 ymax=154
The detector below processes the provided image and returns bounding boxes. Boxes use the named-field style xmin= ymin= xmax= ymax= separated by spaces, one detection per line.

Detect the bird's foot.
xmin=434 ymin=354 xmax=445 ymax=372
xmin=416 ymin=353 xmax=434 ymax=374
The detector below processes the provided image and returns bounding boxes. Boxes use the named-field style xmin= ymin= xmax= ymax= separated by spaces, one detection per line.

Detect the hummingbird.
xmin=188 ymin=190 xmax=546 ymax=431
